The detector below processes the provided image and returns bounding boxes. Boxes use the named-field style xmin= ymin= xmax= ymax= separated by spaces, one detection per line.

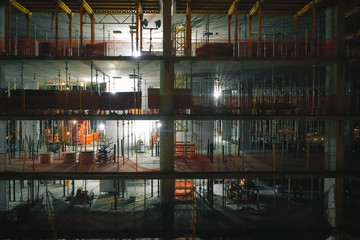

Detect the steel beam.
xmin=9 ymin=0 xmax=32 ymax=16
xmin=249 ymin=0 xmax=264 ymax=16
xmin=58 ymin=0 xmax=72 ymax=15
xmin=0 ymin=171 xmax=357 ymax=180
xmin=294 ymin=0 xmax=321 ymax=18
xmin=82 ymin=0 xmax=93 ymax=15
xmin=0 ymin=114 xmax=359 ymax=122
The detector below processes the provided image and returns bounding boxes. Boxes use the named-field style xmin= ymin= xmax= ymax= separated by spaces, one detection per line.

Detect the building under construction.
xmin=0 ymin=0 xmax=359 ymax=239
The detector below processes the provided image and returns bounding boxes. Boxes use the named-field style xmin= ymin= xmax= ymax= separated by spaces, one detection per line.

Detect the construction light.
xmin=99 ymin=123 xmax=105 ymax=131
xmin=58 ymin=0 xmax=72 ymax=15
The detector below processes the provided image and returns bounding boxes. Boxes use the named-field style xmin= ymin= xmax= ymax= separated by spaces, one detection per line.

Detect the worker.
xmin=89 ymin=190 xmax=95 ymax=206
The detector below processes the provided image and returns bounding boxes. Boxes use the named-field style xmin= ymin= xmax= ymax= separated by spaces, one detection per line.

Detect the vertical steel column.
xmin=90 ymin=14 xmax=95 ymax=45
xmin=139 ymin=13 xmax=143 ymax=53
xmin=227 ymin=15 xmax=231 ymax=46
xmin=248 ymin=15 xmax=252 ymax=57
xmin=79 ymin=4 xmax=84 ymax=55
xmin=55 ymin=5 xmax=59 ymax=56
xmin=295 ymin=17 xmax=299 ymax=57
xmin=312 ymin=7 xmax=316 ymax=56
xmin=68 ymin=14 xmax=73 ymax=56
xmin=335 ymin=1 xmax=345 ymax=235
xmin=234 ymin=3 xmax=238 ymax=57
xmin=6 ymin=3 xmax=11 ymax=55
xmin=185 ymin=1 xmax=192 ymax=56
xmin=258 ymin=5 xmax=262 ymax=57
xmin=160 ymin=0 xmax=174 ymax=236
xmin=135 ymin=1 xmax=139 ymax=53
xmin=26 ymin=14 xmax=31 ymax=56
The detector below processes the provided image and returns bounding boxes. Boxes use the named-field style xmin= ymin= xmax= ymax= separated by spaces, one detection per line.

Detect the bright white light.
xmin=133 ymin=50 xmax=141 ymax=57
xmin=99 ymin=123 xmax=105 ymax=131
xmin=73 ymin=120 xmax=77 ymax=124
xmin=67 ymin=132 xmax=70 ymax=135
xmin=157 ymin=122 xmax=162 ymax=128
xmin=214 ymin=91 xmax=221 ymax=99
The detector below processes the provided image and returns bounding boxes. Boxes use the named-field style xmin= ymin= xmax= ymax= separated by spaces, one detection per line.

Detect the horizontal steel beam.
xmin=0 ymin=55 xmax=341 ymax=66
xmin=0 ymin=171 xmax=358 ymax=180
xmin=0 ymin=114 xmax=359 ymax=121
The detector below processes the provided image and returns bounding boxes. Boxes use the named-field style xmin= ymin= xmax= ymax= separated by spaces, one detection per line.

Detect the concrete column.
xmin=324 ymin=1 xmax=345 ymax=237
xmin=0 ymin=120 xmax=9 ymax=214
xmin=0 ymin=64 xmax=6 ymax=89
xmin=0 ymin=5 xmax=5 ymax=53
xmin=160 ymin=0 xmax=174 ymax=236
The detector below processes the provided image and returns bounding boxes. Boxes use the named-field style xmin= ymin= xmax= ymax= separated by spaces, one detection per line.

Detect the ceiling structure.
xmin=1 ymin=0 xmax=357 ymax=91
xmin=4 ymin=0 xmax=348 ymax=14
